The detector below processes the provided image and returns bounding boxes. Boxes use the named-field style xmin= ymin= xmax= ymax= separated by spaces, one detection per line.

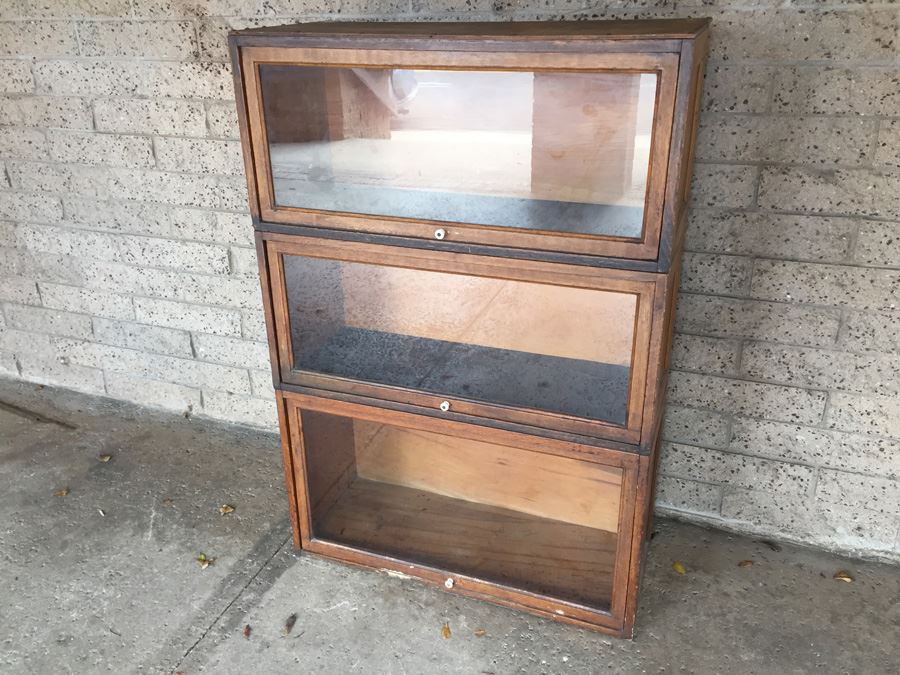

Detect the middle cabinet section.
xmin=263 ymin=234 xmax=667 ymax=446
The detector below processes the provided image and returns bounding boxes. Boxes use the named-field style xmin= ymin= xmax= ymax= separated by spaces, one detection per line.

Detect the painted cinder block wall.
xmin=0 ymin=1 xmax=897 ymax=562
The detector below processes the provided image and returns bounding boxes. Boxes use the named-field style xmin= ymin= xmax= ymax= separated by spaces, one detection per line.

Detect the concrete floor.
xmin=0 ymin=376 xmax=897 ymax=674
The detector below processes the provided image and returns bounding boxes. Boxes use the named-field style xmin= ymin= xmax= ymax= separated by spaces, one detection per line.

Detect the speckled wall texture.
xmin=0 ymin=1 xmax=897 ymax=562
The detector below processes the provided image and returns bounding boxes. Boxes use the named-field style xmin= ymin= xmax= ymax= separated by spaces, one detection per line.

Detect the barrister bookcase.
xmin=229 ymin=18 xmax=710 ymax=637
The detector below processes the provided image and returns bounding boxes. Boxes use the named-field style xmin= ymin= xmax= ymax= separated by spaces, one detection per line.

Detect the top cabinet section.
xmin=230 ymin=20 xmax=710 ymax=267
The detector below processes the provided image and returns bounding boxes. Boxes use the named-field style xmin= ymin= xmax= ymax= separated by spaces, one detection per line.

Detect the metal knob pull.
xmin=439 ymin=400 xmax=450 ymax=412
xmin=444 ymin=577 xmax=454 ymax=589
xmin=434 ymin=228 xmax=446 ymax=240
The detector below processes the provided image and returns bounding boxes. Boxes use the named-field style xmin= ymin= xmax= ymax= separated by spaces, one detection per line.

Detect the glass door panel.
xmin=258 ymin=64 xmax=657 ymax=240
xmin=300 ymin=407 xmax=622 ymax=610
xmin=282 ymin=253 xmax=639 ymax=427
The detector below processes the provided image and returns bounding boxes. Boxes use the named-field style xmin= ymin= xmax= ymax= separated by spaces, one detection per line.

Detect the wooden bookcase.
xmin=229 ymin=19 xmax=710 ymax=638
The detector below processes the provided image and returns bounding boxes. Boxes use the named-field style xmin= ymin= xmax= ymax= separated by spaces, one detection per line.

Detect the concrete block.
xmin=681 ymin=252 xmax=752 ymax=296
xmin=7 ymin=160 xmax=110 ymax=197
xmin=0 ymin=247 xmax=85 ymax=285
xmin=875 ymin=121 xmax=900 ymax=169
xmin=730 ymin=417 xmax=899 ymax=478
xmin=0 ymin=191 xmax=63 ymax=223
xmin=17 ymin=223 xmax=230 ymax=275
xmin=64 ymin=197 xmax=173 ymax=237
xmin=0 ymin=350 xmax=16 ymax=375
xmin=654 ymin=475 xmax=722 ymax=516
xmin=93 ymin=317 xmax=192 ymax=357
xmin=74 ymin=258 xmax=262 ymax=310
xmin=661 ymin=405 xmax=731 ymax=450
xmin=751 ymin=260 xmax=900 ymax=312
xmin=0 ymin=60 xmax=34 ymax=93
xmin=47 ymin=130 xmax=155 ymax=168
xmin=0 ymin=95 xmax=92 ymax=129
xmin=675 ymin=293 xmax=841 ymax=347
xmin=773 ymin=67 xmax=900 ymax=117
xmin=660 ymin=441 xmax=814 ymax=496
xmin=4 ymin=304 xmax=92 ymax=339
xmin=0 ymin=325 xmax=53 ymax=356
xmin=827 ymin=392 xmax=900 ymax=440
xmin=758 ymin=167 xmax=900 ymax=220
xmin=0 ymin=21 xmax=78 ymax=57
xmin=53 ymin=337 xmax=252 ymax=394
xmin=134 ymin=297 xmax=241 ymax=337
xmin=670 ymin=334 xmax=740 ymax=376
xmin=853 ymin=221 xmax=900 ymax=268
xmin=16 ymin=353 xmax=105 ymax=394
xmin=817 ymin=470 xmax=900 ymax=517
xmin=94 ymin=98 xmax=208 ymax=136
xmin=696 ymin=115 xmax=877 ymax=166
xmin=0 ymin=127 xmax=48 ymax=160
xmin=709 ymin=8 xmax=898 ymax=62
xmin=685 ymin=210 xmax=854 ymax=263
xmin=34 ymin=60 xmax=234 ymax=100
xmin=106 ymin=168 xmax=249 ymax=211
xmin=721 ymin=488 xmax=899 ymax=557
xmin=840 ymin=310 xmax=900 ymax=355
xmin=11 ymin=162 xmax=248 ymax=211
xmin=742 ymin=342 xmax=900 ymax=397
xmin=192 ymin=333 xmax=270 ymax=370
xmin=700 ymin=64 xmax=772 ymax=114
xmin=229 ymin=246 xmax=257 ymax=277
xmin=667 ymin=371 xmax=827 ymax=425
xmin=104 ymin=370 xmax=201 ymax=414
xmin=202 ymin=390 xmax=277 ymax=429
xmin=0 ymin=1 xmax=132 ymax=19
xmin=249 ymin=368 xmax=275 ymax=398
xmin=241 ymin=308 xmax=267 ymax=341
xmin=206 ymin=102 xmax=239 ymax=139
xmin=690 ymin=164 xmax=757 ymax=210
xmin=40 ymin=282 xmax=135 ymax=320
xmin=0 ymin=276 xmax=40 ymax=304
xmin=154 ymin=137 xmax=244 ymax=175
xmin=78 ymin=20 xmax=198 ymax=58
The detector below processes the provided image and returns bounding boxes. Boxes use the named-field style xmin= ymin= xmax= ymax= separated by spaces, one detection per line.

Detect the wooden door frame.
xmin=261 ymin=231 xmax=668 ymax=447
xmin=236 ymin=45 xmax=679 ymax=261
xmin=280 ymin=391 xmax=643 ymax=636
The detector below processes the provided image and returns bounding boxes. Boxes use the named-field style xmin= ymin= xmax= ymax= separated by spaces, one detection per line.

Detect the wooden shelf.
xmin=314 ymin=477 xmax=618 ymax=610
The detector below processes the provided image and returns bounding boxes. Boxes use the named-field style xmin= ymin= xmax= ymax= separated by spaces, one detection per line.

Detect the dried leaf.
xmin=283 ymin=613 xmax=298 ymax=635
xmin=672 ymin=561 xmax=686 ymax=575
xmin=473 ymin=629 xmax=486 ymax=637
xmin=243 ymin=624 xmax=252 ymax=639
xmin=833 ymin=570 xmax=854 ymax=583
xmin=760 ymin=539 xmax=782 ymax=552
xmin=441 ymin=623 xmax=451 ymax=639
xmin=219 ymin=504 xmax=235 ymax=515
xmin=162 ymin=497 xmax=174 ymax=507
xmin=738 ymin=560 xmax=753 ymax=568
xmin=97 ymin=454 xmax=112 ymax=463
xmin=54 ymin=487 xmax=69 ymax=497
xmin=197 ymin=553 xmax=214 ymax=569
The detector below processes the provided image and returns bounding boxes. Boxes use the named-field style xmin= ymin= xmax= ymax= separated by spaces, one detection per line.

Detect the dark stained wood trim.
xmin=262 ymin=234 xmax=658 ymax=446
xmin=284 ymin=391 xmax=642 ymax=635
xmin=238 ymin=45 xmax=681 ymax=262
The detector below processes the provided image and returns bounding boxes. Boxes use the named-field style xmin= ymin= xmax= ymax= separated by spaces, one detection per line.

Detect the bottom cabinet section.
xmin=281 ymin=392 xmax=650 ymax=636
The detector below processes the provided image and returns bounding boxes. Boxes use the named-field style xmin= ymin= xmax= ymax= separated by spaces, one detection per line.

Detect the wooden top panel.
xmin=231 ymin=19 xmax=711 ymax=42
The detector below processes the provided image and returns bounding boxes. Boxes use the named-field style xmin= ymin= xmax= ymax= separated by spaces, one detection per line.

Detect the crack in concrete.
xmin=169 ymin=531 xmax=292 ymax=674
xmin=0 ymin=398 xmax=78 ymax=429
